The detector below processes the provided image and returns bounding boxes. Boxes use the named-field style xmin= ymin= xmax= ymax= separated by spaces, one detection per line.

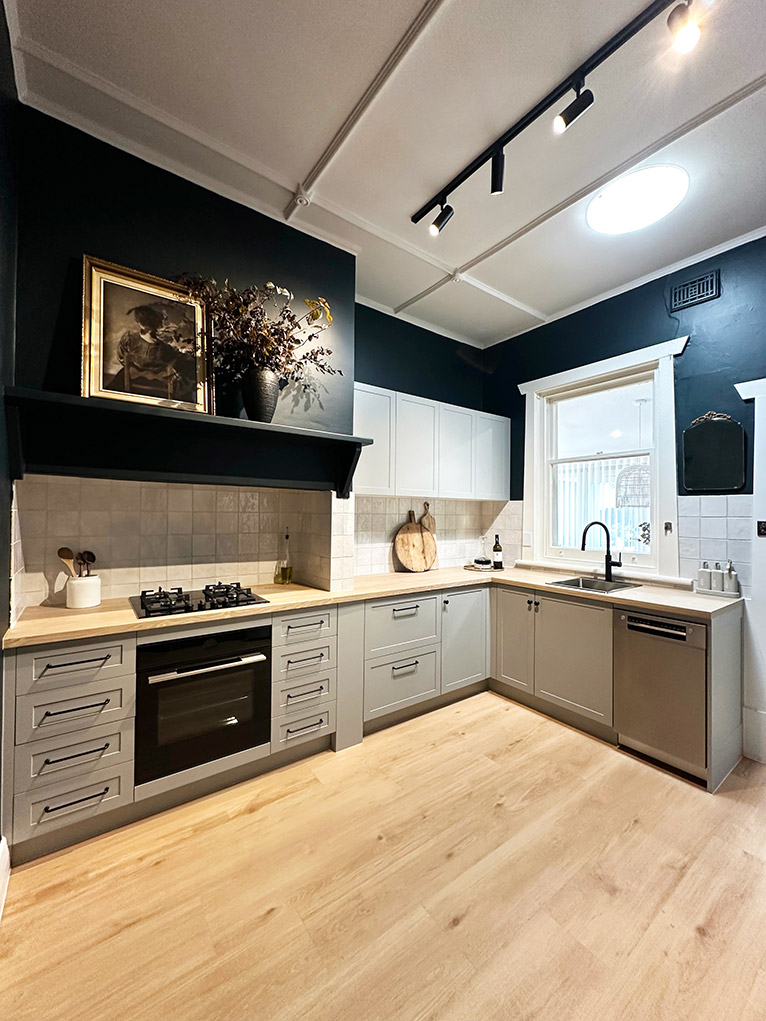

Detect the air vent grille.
xmin=670 ymin=270 xmax=720 ymax=312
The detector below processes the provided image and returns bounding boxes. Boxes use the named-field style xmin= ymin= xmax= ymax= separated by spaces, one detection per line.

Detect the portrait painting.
xmin=82 ymin=256 xmax=211 ymax=413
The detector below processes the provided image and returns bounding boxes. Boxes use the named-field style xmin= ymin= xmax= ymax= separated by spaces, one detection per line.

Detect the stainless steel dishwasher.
xmin=613 ymin=609 xmax=707 ymax=778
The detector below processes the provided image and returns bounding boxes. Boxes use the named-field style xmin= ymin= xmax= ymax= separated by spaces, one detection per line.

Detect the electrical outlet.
xmin=758 ymin=521 xmax=766 ymax=537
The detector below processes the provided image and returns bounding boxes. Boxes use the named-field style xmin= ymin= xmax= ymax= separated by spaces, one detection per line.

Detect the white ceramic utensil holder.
xmin=66 ymin=575 xmax=102 ymax=609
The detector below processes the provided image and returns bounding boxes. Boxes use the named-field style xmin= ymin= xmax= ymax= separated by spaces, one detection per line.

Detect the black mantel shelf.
xmin=5 ymin=388 xmax=372 ymax=498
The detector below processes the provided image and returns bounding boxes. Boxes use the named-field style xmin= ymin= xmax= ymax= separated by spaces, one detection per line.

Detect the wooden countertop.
xmin=3 ymin=566 xmax=741 ymax=649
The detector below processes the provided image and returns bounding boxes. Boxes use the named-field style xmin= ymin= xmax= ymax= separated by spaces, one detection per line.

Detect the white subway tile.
xmin=727 ymin=494 xmax=753 ymax=517
xmin=699 ymin=539 xmax=728 ymax=562
xmin=700 ymin=517 xmax=726 ymax=539
xmin=678 ymin=537 xmax=700 ymax=560
xmin=699 ymin=496 xmax=728 ymax=516
xmin=727 ymin=517 xmax=752 ymax=540
xmin=677 ymin=517 xmax=700 ymax=538
xmin=727 ymin=539 xmax=752 ymax=564
xmin=677 ymin=496 xmax=700 ymax=515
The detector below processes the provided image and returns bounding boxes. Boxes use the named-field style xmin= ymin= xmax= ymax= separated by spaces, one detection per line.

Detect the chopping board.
xmin=420 ymin=502 xmax=436 ymax=533
xmin=394 ymin=511 xmax=437 ymax=572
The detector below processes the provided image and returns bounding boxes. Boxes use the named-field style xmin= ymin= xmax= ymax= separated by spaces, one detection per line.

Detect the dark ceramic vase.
xmin=241 ymin=367 xmax=279 ymax=423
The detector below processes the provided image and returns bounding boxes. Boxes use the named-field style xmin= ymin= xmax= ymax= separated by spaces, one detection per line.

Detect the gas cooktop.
xmin=131 ymin=582 xmax=270 ymax=618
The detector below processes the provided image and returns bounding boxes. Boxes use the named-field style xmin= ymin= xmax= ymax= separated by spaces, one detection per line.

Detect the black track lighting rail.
xmin=411 ymin=0 xmax=681 ymax=225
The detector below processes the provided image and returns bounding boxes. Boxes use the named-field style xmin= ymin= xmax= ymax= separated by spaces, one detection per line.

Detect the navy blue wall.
xmin=15 ymin=110 xmax=356 ymax=434
xmin=355 ymin=304 xmax=485 ymax=411
xmin=483 ymin=237 xmax=766 ymax=500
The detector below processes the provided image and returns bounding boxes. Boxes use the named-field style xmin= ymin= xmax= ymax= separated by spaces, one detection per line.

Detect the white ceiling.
xmin=5 ymin=0 xmax=766 ymax=347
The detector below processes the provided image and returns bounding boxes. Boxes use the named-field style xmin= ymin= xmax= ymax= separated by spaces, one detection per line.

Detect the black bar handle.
xmin=392 ymin=660 xmax=420 ymax=671
xmin=43 ymin=653 xmax=111 ymax=673
xmin=41 ymin=698 xmax=110 ymax=720
xmin=286 ymin=686 xmax=325 ymax=700
xmin=43 ymin=787 xmax=110 ymax=814
xmin=286 ymin=718 xmax=325 ymax=736
xmin=286 ymin=620 xmax=325 ymax=630
xmin=393 ymin=604 xmax=419 ymax=613
xmin=286 ymin=653 xmax=325 ymax=666
xmin=43 ymin=743 xmax=110 ymax=766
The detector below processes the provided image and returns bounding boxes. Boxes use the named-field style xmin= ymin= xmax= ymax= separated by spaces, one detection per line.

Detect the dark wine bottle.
xmin=492 ymin=534 xmax=503 ymax=570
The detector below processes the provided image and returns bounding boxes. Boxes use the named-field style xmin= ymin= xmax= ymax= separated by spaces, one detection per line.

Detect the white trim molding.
xmin=519 ymin=338 xmax=688 ymax=579
xmin=735 ymin=378 xmax=766 ymax=401
xmin=0 ymin=836 xmax=10 ymax=923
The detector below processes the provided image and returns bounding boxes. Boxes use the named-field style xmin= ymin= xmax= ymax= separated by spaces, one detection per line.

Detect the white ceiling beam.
xmin=355 ymin=294 xmax=484 ymax=349
xmin=283 ymin=0 xmax=449 ymax=220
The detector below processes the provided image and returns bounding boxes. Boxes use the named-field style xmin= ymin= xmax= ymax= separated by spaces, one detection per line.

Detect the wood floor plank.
xmin=1 ymin=692 xmax=765 ymax=1020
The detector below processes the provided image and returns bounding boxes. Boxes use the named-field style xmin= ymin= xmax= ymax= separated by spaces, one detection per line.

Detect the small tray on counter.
xmin=693 ymin=585 xmax=741 ymax=599
xmin=463 ymin=565 xmax=504 ymax=573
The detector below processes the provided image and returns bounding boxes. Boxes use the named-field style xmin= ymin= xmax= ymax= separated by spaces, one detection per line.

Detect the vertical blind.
xmin=552 ymin=454 xmax=651 ymax=553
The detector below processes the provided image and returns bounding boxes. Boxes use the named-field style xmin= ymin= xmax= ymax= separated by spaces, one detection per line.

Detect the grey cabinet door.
xmin=441 ymin=588 xmax=488 ymax=692
xmin=533 ymin=595 xmax=613 ymax=725
xmin=496 ymin=587 xmax=535 ymax=692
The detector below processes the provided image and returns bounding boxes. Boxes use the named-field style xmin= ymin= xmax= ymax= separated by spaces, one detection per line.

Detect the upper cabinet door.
xmin=395 ymin=393 xmax=439 ymax=497
xmin=474 ymin=412 xmax=511 ymax=501
xmin=438 ymin=404 xmax=475 ymax=500
xmin=353 ymin=383 xmax=396 ymax=495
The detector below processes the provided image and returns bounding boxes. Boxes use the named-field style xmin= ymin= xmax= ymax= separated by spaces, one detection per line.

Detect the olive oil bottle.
xmin=274 ymin=531 xmax=293 ymax=584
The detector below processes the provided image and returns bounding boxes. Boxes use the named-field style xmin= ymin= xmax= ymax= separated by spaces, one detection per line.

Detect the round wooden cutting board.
xmin=394 ymin=511 xmax=437 ymax=572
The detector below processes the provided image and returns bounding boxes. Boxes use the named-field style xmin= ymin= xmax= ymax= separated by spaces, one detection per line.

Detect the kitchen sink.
xmin=546 ymin=576 xmax=642 ymax=593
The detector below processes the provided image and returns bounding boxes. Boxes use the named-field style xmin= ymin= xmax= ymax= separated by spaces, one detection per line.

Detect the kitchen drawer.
xmin=272 ymin=606 xmax=337 ymax=647
xmin=16 ymin=635 xmax=136 ymax=695
xmin=364 ymin=644 xmax=440 ymax=721
xmin=271 ymin=636 xmax=336 ymax=683
xmin=14 ymin=720 xmax=135 ymax=794
xmin=272 ymin=670 xmax=337 ymax=718
xmin=271 ymin=703 xmax=336 ymax=751
xmin=364 ymin=593 xmax=440 ymax=660
xmin=16 ymin=677 xmax=136 ymax=744
xmin=13 ymin=762 xmax=134 ymax=843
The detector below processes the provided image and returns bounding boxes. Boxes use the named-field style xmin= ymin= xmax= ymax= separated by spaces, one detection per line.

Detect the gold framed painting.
xmin=82 ymin=255 xmax=211 ymax=414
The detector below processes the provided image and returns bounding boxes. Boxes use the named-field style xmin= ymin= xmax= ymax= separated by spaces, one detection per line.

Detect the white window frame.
xmin=518 ymin=337 xmax=688 ymax=579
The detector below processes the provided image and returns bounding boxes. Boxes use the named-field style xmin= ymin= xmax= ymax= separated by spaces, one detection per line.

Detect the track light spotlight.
xmin=429 ymin=203 xmax=454 ymax=236
xmin=553 ymin=87 xmax=595 ymax=135
xmin=490 ymin=150 xmax=505 ymax=195
xmin=667 ymin=1 xmax=700 ymax=53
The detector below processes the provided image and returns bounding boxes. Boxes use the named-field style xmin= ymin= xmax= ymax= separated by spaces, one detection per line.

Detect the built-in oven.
xmin=135 ymin=624 xmax=271 ymax=788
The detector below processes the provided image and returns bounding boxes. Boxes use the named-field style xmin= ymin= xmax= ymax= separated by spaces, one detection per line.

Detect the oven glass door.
xmin=135 ymin=638 xmax=271 ymax=785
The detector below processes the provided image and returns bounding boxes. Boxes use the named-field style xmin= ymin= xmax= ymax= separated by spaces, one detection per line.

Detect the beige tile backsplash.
xmin=353 ymin=495 xmax=523 ymax=575
xmin=12 ymin=475 xmax=339 ymax=615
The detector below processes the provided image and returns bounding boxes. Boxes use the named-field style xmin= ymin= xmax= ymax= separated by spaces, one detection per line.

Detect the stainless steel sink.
xmin=546 ymin=576 xmax=642 ymax=593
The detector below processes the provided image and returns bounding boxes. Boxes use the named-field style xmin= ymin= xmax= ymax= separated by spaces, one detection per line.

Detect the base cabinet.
xmin=496 ymin=587 xmax=535 ymax=692
xmin=533 ymin=595 xmax=613 ymax=725
xmin=441 ymin=588 xmax=487 ymax=692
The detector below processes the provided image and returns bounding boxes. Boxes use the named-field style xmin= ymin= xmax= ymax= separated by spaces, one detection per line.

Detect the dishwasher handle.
xmin=615 ymin=611 xmax=707 ymax=650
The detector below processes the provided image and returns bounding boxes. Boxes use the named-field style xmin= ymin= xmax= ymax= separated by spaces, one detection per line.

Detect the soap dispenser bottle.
xmin=724 ymin=559 xmax=740 ymax=595
xmin=710 ymin=561 xmax=724 ymax=592
xmin=697 ymin=561 xmax=711 ymax=590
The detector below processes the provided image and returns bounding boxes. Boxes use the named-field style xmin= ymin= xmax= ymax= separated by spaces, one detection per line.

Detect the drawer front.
xmin=16 ymin=636 xmax=136 ymax=695
xmin=272 ymin=671 xmax=337 ymax=718
xmin=272 ymin=637 xmax=337 ymax=682
xmin=271 ymin=703 xmax=336 ymax=751
xmin=16 ymin=678 xmax=136 ymax=744
xmin=364 ymin=594 xmax=440 ymax=660
xmin=14 ymin=720 xmax=135 ymax=794
xmin=364 ymin=645 xmax=440 ymax=721
xmin=272 ymin=606 xmax=337 ymax=647
xmin=13 ymin=762 xmax=134 ymax=843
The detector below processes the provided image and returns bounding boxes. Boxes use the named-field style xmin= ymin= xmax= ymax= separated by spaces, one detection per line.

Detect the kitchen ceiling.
xmin=5 ymin=0 xmax=765 ymax=347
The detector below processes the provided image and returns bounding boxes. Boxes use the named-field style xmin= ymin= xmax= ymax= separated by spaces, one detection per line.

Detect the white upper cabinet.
xmin=395 ymin=393 xmax=439 ymax=497
xmin=438 ymin=403 xmax=475 ymax=500
xmin=474 ymin=411 xmax=511 ymax=501
xmin=353 ymin=384 xmax=510 ymax=500
xmin=353 ymin=383 xmax=396 ymax=495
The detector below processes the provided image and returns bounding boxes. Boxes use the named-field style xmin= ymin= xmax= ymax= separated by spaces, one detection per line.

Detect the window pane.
xmin=551 ymin=455 xmax=651 ymax=554
xmin=554 ymin=380 xmax=653 ymax=458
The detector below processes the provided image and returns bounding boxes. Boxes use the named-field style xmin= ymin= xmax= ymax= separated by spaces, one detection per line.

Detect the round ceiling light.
xmin=586 ymin=165 xmax=689 ymax=235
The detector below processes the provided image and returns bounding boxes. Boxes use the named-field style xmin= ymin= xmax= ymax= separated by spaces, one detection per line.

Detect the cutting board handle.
xmin=408 ymin=510 xmax=416 ymax=523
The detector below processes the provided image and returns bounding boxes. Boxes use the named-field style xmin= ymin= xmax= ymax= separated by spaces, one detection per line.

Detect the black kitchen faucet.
xmin=581 ymin=521 xmax=622 ymax=582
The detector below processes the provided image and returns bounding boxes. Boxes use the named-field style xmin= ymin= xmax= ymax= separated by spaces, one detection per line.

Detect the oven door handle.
xmin=147 ymin=653 xmax=267 ymax=685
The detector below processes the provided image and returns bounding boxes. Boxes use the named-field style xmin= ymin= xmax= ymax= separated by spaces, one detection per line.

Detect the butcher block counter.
xmin=4 ymin=566 xmax=741 ymax=649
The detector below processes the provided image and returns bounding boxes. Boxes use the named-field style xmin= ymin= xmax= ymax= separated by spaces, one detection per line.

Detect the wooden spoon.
xmin=57 ymin=546 xmax=76 ymax=578
xmin=82 ymin=551 xmax=96 ymax=577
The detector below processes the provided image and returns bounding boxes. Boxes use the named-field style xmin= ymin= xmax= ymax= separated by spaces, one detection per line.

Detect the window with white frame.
xmin=545 ymin=373 xmax=656 ymax=568
xmin=520 ymin=339 xmax=686 ymax=578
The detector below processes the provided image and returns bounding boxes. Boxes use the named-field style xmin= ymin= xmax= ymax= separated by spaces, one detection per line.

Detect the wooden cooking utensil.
xmin=394 ymin=511 xmax=437 ymax=573
xmin=82 ymin=551 xmax=96 ymax=577
xmin=75 ymin=552 xmax=86 ymax=578
xmin=420 ymin=502 xmax=436 ymax=533
xmin=57 ymin=546 xmax=76 ymax=578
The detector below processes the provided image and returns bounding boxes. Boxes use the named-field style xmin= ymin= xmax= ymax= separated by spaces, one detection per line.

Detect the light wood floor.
xmin=2 ymin=692 xmax=766 ymax=1020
